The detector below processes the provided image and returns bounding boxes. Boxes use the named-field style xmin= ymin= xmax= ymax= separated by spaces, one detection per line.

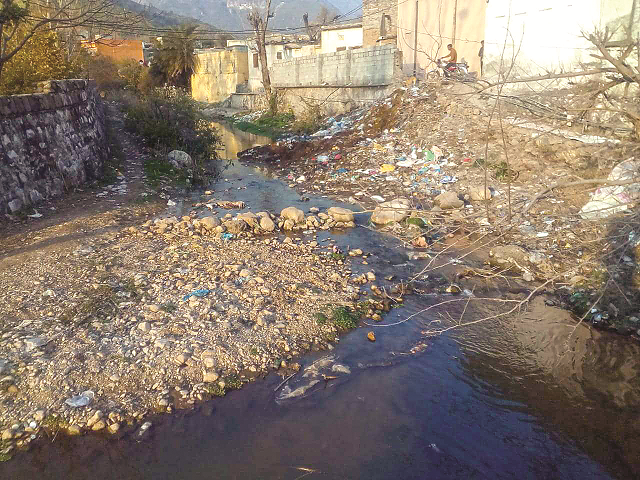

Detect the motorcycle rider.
xmin=439 ymin=44 xmax=457 ymax=77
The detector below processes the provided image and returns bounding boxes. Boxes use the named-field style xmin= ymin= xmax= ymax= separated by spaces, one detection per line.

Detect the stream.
xmin=3 ymin=122 xmax=639 ymax=479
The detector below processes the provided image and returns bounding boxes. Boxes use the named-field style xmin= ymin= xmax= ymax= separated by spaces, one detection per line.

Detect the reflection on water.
xmin=211 ymin=121 xmax=271 ymax=160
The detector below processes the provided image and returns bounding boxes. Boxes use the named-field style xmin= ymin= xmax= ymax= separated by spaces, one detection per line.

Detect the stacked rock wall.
xmin=0 ymin=79 xmax=107 ymax=214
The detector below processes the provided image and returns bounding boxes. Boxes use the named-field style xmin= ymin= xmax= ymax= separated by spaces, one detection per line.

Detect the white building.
xmin=320 ymin=23 xmax=363 ymax=54
xmin=483 ymin=0 xmax=638 ymax=77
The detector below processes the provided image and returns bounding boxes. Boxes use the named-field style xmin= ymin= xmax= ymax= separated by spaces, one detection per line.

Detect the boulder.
xmin=280 ymin=206 xmax=304 ymax=224
xmin=434 ymin=191 xmax=463 ymax=209
xmin=200 ymin=216 xmax=221 ymax=230
xmin=223 ymin=219 xmax=247 ymax=234
xmin=167 ymin=150 xmax=193 ymax=170
xmin=237 ymin=212 xmax=259 ymax=228
xmin=259 ymin=215 xmax=276 ymax=232
xmin=328 ymin=207 xmax=355 ymax=223
xmin=370 ymin=198 xmax=411 ymax=225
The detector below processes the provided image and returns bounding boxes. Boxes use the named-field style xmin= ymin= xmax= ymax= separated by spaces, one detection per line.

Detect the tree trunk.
xmin=257 ymin=26 xmax=273 ymax=113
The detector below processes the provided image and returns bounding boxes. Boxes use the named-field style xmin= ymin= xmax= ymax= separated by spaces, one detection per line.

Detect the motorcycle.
xmin=427 ymin=58 xmax=471 ymax=81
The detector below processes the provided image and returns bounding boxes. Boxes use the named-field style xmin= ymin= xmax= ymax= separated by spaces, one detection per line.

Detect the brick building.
xmin=362 ymin=0 xmax=398 ymax=47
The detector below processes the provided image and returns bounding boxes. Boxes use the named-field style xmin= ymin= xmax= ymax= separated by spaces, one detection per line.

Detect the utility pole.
xmin=413 ymin=0 xmax=418 ymax=76
xmin=452 ymin=0 xmax=458 ymax=46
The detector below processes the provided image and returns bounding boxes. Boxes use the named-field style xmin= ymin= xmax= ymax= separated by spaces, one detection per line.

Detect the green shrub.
xmin=121 ymin=86 xmax=221 ymax=184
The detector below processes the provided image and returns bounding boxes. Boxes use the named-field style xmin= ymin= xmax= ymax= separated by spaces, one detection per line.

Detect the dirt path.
xmin=0 ymin=103 xmax=164 ymax=263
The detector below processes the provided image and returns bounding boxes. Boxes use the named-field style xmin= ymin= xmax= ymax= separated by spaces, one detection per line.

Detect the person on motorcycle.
xmin=440 ymin=44 xmax=458 ymax=76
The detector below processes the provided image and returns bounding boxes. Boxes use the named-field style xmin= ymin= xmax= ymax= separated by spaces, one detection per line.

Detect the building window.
xmin=276 ymin=51 xmax=282 ymax=60
xmin=253 ymin=53 xmax=259 ymax=68
xmin=337 ymin=46 xmax=347 ymax=52
xmin=338 ymin=34 xmax=344 ymax=41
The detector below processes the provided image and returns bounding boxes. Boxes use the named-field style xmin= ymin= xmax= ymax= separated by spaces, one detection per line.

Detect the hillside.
xmin=136 ymin=0 xmax=341 ymax=32
xmin=114 ymin=0 xmax=220 ymax=29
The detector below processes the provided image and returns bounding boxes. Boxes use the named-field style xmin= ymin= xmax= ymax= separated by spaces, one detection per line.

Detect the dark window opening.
xmin=276 ymin=51 xmax=283 ymax=60
xmin=253 ymin=53 xmax=259 ymax=68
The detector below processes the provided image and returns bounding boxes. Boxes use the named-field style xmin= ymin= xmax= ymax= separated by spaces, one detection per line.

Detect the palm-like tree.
xmin=159 ymin=24 xmax=200 ymax=90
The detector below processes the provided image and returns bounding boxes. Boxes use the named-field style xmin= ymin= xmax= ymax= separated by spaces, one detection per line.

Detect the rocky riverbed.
xmin=0 ymin=198 xmax=402 ymax=455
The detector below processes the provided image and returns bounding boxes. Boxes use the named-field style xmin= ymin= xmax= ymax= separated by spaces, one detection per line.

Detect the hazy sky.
xmin=328 ymin=0 xmax=362 ymax=17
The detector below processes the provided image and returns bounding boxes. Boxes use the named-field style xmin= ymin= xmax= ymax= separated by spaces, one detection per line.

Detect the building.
xmin=396 ymin=0 xmax=486 ymax=76
xmin=191 ymin=46 xmax=249 ymax=103
xmin=319 ymin=23 xmax=363 ymax=54
xmin=483 ymin=0 xmax=640 ymax=77
xmin=94 ymin=39 xmax=144 ymax=63
xmin=362 ymin=0 xmax=398 ymax=47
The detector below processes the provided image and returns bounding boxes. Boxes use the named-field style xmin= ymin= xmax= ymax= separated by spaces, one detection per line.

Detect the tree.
xmin=151 ymin=25 xmax=200 ymax=90
xmin=0 ymin=0 xmax=143 ymax=83
xmin=248 ymin=0 xmax=276 ymax=114
xmin=0 ymin=26 xmax=78 ymax=94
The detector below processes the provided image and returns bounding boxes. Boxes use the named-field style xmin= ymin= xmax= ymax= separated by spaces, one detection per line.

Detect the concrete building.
xmin=191 ymin=46 xmax=249 ymax=103
xmin=396 ymin=0 xmax=486 ymax=76
xmin=483 ymin=0 xmax=640 ymax=77
xmin=319 ymin=23 xmax=363 ymax=54
xmin=88 ymin=39 xmax=144 ymax=63
xmin=362 ymin=0 xmax=398 ymax=47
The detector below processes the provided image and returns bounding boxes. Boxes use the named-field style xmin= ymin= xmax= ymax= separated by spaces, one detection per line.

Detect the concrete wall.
xmin=320 ymin=26 xmax=363 ymax=53
xmin=271 ymin=44 xmax=401 ymax=87
xmin=363 ymin=0 xmax=398 ymax=47
xmin=279 ymin=85 xmax=394 ymax=116
xmin=191 ymin=47 xmax=249 ymax=103
xmin=483 ymin=0 xmax=636 ymax=78
xmin=0 ymin=80 xmax=107 ymax=214
xmin=397 ymin=0 xmax=486 ymax=77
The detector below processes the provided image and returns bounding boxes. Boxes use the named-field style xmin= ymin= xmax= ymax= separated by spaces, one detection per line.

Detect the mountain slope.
xmin=138 ymin=0 xmax=340 ymax=32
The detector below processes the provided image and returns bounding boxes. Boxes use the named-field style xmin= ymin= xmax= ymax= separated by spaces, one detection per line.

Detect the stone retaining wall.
xmin=0 ymin=79 xmax=107 ymax=215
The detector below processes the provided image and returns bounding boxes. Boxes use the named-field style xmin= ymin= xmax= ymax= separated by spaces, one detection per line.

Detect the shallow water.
xmin=3 ymin=122 xmax=639 ymax=479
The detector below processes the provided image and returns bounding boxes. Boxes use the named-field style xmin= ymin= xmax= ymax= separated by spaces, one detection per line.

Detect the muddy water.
xmin=3 ymin=123 xmax=639 ymax=479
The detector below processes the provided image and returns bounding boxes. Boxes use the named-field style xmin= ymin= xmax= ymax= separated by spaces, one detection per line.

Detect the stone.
xmin=349 ymin=249 xmax=363 ymax=256
xmin=67 ymin=425 xmax=82 ymax=436
xmin=24 ymin=337 xmax=46 ymax=351
xmin=237 ymin=212 xmax=259 ymax=228
xmin=259 ymin=215 xmax=276 ymax=232
xmin=366 ymin=271 xmax=376 ymax=281
xmin=201 ymin=216 xmax=221 ymax=230
xmin=87 ymin=410 xmax=103 ymax=428
xmin=283 ymin=219 xmax=295 ymax=231
xmin=33 ymin=410 xmax=46 ymax=422
xmin=108 ymin=423 xmax=120 ymax=434
xmin=202 ymin=357 xmax=216 ymax=369
xmin=1 ymin=429 xmax=13 ymax=441
xmin=223 ymin=219 xmax=247 ymax=234
xmin=167 ymin=150 xmax=193 ymax=170
xmin=174 ymin=353 xmax=190 ymax=365
xmin=280 ymin=206 xmax=304 ymax=224
xmin=468 ymin=186 xmax=492 ymax=202
xmin=137 ymin=322 xmax=151 ymax=332
xmin=8 ymin=198 xmax=23 ymax=213
xmin=434 ymin=191 xmax=463 ymax=209
xmin=91 ymin=420 xmax=106 ymax=431
xmin=488 ymin=245 xmax=530 ymax=271
xmin=367 ymin=331 xmax=376 ymax=342
xmin=328 ymin=207 xmax=355 ymax=223
xmin=203 ymin=371 xmax=219 ymax=383
xmin=370 ymin=198 xmax=411 ymax=224
xmin=148 ymin=304 xmax=160 ymax=313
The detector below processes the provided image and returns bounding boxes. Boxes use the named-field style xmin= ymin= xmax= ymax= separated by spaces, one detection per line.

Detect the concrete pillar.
xmin=345 ymin=50 xmax=352 ymax=85
xmin=295 ymin=62 xmax=300 ymax=86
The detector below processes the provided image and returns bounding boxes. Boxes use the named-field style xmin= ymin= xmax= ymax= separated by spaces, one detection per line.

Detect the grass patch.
xmin=223 ymin=375 xmax=243 ymax=390
xmin=232 ymin=111 xmax=295 ymax=139
xmin=314 ymin=312 xmax=328 ymax=325
xmin=330 ymin=306 xmax=359 ymax=330
xmin=331 ymin=252 xmax=346 ymax=261
xmin=205 ymin=384 xmax=226 ymax=397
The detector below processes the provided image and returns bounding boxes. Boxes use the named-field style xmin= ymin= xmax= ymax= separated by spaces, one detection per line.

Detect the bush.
xmin=121 ymin=86 xmax=221 ymax=184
